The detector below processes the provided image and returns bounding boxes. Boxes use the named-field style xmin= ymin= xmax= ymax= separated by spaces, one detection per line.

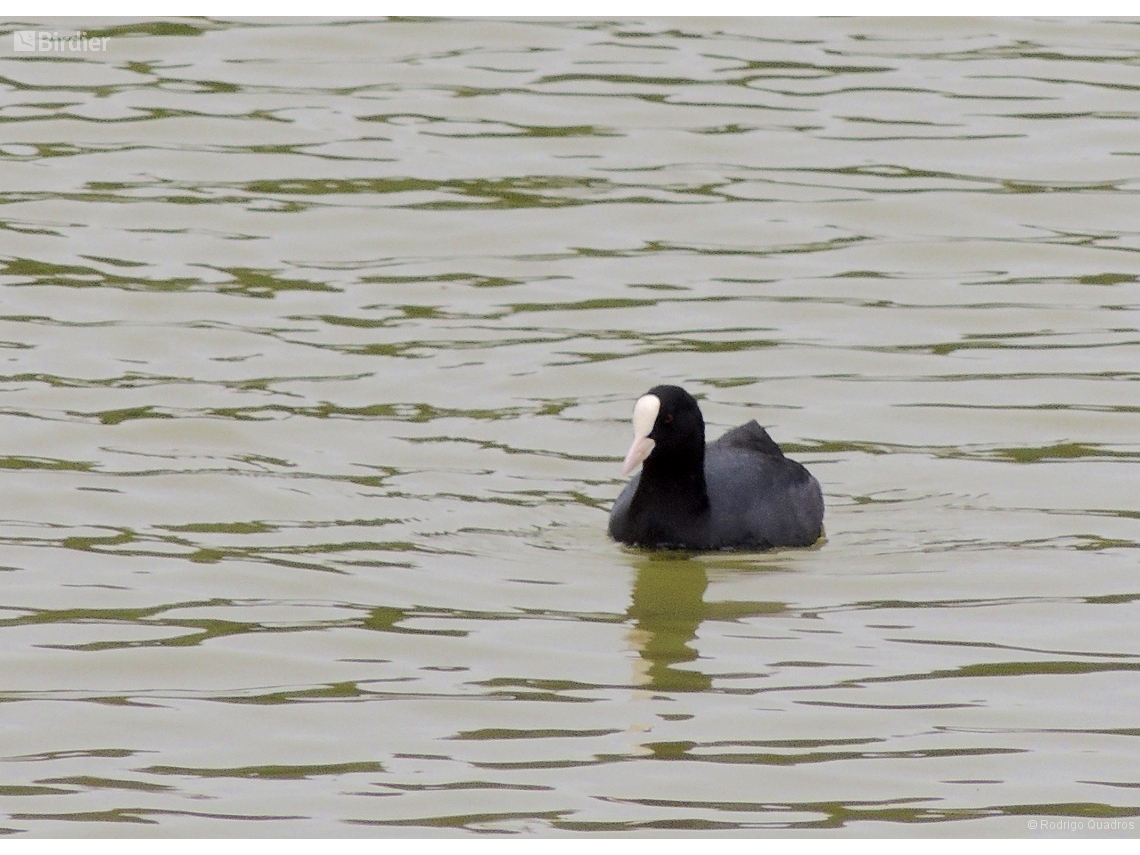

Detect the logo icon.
xmin=13 ymin=31 xmax=37 ymax=52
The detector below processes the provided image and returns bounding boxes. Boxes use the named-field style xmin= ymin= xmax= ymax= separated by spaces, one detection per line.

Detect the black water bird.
xmin=608 ymin=385 xmax=824 ymax=550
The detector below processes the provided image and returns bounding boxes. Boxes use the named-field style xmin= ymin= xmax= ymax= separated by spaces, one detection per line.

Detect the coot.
xmin=608 ymin=385 xmax=824 ymax=550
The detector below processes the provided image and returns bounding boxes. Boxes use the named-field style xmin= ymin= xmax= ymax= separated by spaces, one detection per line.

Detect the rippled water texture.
xmin=0 ymin=16 xmax=1138 ymax=837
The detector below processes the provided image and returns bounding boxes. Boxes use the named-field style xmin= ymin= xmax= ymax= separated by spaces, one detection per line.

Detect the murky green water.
xmin=0 ymin=16 xmax=1138 ymax=838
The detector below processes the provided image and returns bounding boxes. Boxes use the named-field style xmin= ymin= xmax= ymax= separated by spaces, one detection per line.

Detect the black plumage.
xmin=608 ymin=385 xmax=824 ymax=550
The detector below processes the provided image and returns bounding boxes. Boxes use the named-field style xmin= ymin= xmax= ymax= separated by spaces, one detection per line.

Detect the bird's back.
xmin=704 ymin=421 xmax=824 ymax=548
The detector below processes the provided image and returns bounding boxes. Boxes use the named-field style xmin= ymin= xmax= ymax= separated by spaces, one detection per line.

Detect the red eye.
xmin=663 ymin=414 xmax=674 ymax=424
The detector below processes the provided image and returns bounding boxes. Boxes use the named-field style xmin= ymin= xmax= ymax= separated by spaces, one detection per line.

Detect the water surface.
xmin=0 ymin=16 xmax=1138 ymax=837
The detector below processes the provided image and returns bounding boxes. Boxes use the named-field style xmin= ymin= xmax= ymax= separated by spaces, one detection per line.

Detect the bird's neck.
xmin=640 ymin=445 xmax=708 ymax=506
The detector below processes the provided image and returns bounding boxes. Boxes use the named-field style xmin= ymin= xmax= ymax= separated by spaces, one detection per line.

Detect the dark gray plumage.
xmin=608 ymin=385 xmax=824 ymax=551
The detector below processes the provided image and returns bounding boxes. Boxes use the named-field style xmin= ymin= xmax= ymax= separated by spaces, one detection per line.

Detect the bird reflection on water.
xmin=626 ymin=554 xmax=786 ymax=693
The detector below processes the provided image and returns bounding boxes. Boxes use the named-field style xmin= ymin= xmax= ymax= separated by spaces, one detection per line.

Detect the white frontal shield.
xmin=622 ymin=394 xmax=660 ymax=475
